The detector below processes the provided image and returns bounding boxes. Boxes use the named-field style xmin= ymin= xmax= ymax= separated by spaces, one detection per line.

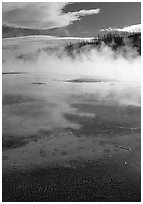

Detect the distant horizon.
xmin=2 ymin=24 xmax=141 ymax=39
xmin=2 ymin=35 xmax=95 ymax=40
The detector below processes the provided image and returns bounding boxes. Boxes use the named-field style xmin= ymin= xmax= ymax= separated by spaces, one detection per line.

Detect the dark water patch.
xmin=2 ymin=136 xmax=28 ymax=150
xmin=2 ymin=72 xmax=27 ymax=75
xmin=64 ymin=103 xmax=141 ymax=137
xmin=2 ymin=94 xmax=36 ymax=105
xmin=3 ymin=156 xmax=141 ymax=202
xmin=32 ymin=82 xmax=47 ymax=85
xmin=73 ymin=104 xmax=141 ymax=127
xmin=64 ymin=78 xmax=110 ymax=83
xmin=65 ymin=115 xmax=138 ymax=139
xmin=2 ymin=129 xmax=51 ymax=150
xmin=2 ymin=128 xmax=54 ymax=150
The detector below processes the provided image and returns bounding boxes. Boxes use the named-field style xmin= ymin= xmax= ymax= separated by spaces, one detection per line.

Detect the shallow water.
xmin=2 ymin=72 xmax=141 ymax=169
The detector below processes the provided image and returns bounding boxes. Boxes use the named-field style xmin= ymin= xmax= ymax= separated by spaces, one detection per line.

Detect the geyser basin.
xmin=2 ymin=35 xmax=141 ymax=202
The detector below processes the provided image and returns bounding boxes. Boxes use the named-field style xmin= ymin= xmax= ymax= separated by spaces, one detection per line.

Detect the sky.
xmin=2 ymin=2 xmax=141 ymax=37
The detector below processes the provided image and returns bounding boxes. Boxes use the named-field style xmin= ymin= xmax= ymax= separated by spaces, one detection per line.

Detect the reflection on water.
xmin=3 ymin=73 xmax=140 ymax=135
xmin=2 ymin=72 xmax=141 ymax=170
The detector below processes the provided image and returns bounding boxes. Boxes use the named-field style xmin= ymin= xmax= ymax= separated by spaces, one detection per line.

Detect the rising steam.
xmin=2 ymin=37 xmax=141 ymax=136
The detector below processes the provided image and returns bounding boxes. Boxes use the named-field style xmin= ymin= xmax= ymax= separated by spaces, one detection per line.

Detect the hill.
xmin=65 ymin=32 xmax=141 ymax=57
xmin=2 ymin=25 xmax=70 ymax=38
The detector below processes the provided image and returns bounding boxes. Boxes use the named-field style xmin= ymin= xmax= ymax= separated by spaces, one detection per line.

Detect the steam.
xmin=2 ymin=38 xmax=141 ymax=137
xmin=3 ymin=41 xmax=140 ymax=82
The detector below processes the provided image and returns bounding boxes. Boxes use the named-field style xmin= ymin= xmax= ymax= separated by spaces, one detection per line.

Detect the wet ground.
xmin=3 ymin=155 xmax=141 ymax=202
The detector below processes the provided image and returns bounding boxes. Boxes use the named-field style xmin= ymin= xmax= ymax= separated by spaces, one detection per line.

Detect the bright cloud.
xmin=2 ymin=2 xmax=100 ymax=29
xmin=100 ymin=24 xmax=141 ymax=33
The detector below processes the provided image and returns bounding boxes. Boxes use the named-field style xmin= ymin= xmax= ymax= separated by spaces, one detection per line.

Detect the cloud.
xmin=2 ymin=2 xmax=100 ymax=29
xmin=100 ymin=24 xmax=141 ymax=33
xmin=68 ymin=9 xmax=100 ymax=17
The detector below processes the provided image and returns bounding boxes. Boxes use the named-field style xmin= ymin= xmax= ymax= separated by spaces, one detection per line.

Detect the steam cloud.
xmin=2 ymin=38 xmax=141 ymax=137
xmin=3 ymin=39 xmax=141 ymax=82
